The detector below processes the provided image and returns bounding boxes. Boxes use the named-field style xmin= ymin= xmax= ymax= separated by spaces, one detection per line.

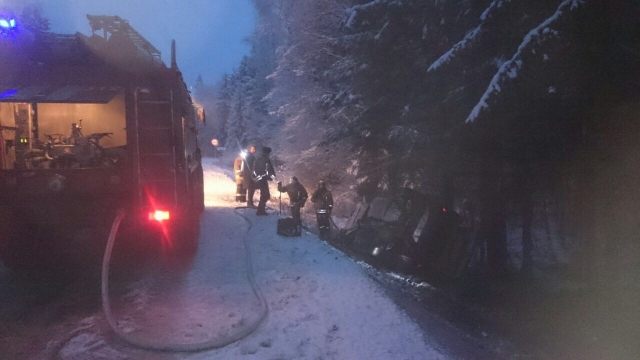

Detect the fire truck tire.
xmin=166 ymin=165 xmax=204 ymax=259
xmin=173 ymin=209 xmax=200 ymax=257
xmin=194 ymin=164 xmax=205 ymax=214
xmin=0 ymin=209 xmax=67 ymax=275
xmin=0 ymin=210 xmax=39 ymax=273
xmin=0 ymin=207 xmax=22 ymax=271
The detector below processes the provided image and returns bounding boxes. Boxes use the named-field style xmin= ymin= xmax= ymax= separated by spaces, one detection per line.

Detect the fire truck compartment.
xmin=0 ymin=89 xmax=127 ymax=171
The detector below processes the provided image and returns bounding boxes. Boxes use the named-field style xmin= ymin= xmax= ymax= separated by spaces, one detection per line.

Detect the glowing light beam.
xmin=0 ymin=18 xmax=16 ymax=29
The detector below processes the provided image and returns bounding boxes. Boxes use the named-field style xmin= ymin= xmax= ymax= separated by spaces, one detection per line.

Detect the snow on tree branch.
xmin=428 ymin=26 xmax=481 ymax=72
xmin=427 ymin=0 xmax=508 ymax=72
xmin=480 ymin=0 xmax=505 ymax=21
xmin=374 ymin=21 xmax=390 ymax=40
xmin=466 ymin=0 xmax=586 ymax=123
xmin=346 ymin=0 xmax=384 ymax=28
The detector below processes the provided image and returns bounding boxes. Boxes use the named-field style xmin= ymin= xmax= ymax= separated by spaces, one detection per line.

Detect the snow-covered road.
xmin=1 ymin=158 xmax=447 ymax=359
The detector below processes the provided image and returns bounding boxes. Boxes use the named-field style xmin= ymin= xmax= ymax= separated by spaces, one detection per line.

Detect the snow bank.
xmin=203 ymin=158 xmax=238 ymax=207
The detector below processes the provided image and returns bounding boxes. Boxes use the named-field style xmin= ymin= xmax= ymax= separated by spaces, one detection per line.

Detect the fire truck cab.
xmin=0 ymin=16 xmax=205 ymax=270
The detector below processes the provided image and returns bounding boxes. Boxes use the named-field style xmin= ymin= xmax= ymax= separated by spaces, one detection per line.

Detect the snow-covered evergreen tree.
xmin=211 ymin=0 xmax=640 ymax=280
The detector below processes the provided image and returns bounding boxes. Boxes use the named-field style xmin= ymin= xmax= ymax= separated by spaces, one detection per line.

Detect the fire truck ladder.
xmin=87 ymin=15 xmax=161 ymax=60
xmin=134 ymin=90 xmax=179 ymax=208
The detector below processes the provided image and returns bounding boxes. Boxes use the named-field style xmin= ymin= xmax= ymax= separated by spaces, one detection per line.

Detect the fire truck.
xmin=0 ymin=16 xmax=205 ymax=270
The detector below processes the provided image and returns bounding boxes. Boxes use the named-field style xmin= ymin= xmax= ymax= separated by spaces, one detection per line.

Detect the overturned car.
xmin=339 ymin=188 xmax=477 ymax=279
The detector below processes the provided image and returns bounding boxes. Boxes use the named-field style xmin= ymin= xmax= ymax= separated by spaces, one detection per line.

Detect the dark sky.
xmin=15 ymin=0 xmax=257 ymax=86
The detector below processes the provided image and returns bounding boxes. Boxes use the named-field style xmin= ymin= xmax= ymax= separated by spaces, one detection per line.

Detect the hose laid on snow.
xmin=101 ymin=207 xmax=268 ymax=352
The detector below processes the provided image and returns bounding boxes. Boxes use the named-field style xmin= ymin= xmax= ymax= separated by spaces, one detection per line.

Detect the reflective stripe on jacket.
xmin=311 ymin=188 xmax=333 ymax=212
xmin=253 ymin=155 xmax=276 ymax=181
xmin=233 ymin=157 xmax=244 ymax=184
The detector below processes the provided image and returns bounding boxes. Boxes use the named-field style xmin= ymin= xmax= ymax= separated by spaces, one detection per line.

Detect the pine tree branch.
xmin=466 ymin=0 xmax=586 ymax=123
xmin=345 ymin=0 xmax=387 ymax=28
xmin=427 ymin=0 xmax=509 ymax=72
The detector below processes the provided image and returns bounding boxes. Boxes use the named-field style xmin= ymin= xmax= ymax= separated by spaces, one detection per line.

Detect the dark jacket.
xmin=278 ymin=181 xmax=308 ymax=207
xmin=242 ymin=153 xmax=256 ymax=180
xmin=253 ymin=154 xmax=276 ymax=181
xmin=311 ymin=188 xmax=333 ymax=212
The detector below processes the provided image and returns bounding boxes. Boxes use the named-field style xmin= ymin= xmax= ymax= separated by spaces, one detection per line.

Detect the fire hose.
xmin=100 ymin=207 xmax=268 ymax=352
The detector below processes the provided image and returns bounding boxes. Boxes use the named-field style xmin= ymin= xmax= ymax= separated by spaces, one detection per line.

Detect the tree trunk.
xmin=440 ymin=154 xmax=455 ymax=212
xmin=577 ymin=162 xmax=598 ymax=283
xmin=521 ymin=162 xmax=534 ymax=275
xmin=479 ymin=150 xmax=509 ymax=276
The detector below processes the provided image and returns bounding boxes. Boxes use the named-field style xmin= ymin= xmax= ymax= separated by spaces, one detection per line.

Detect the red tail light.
xmin=149 ymin=210 xmax=170 ymax=222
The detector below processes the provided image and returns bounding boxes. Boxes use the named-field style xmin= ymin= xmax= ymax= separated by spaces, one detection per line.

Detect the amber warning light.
xmin=149 ymin=210 xmax=170 ymax=222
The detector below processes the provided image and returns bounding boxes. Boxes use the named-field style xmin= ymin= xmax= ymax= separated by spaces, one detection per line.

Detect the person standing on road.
xmin=252 ymin=146 xmax=276 ymax=216
xmin=277 ymin=176 xmax=308 ymax=235
xmin=310 ymin=180 xmax=333 ymax=239
xmin=242 ymin=145 xmax=257 ymax=207
xmin=233 ymin=150 xmax=247 ymax=203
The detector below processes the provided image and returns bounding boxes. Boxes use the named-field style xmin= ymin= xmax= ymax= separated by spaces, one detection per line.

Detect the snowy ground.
xmin=3 ymin=157 xmax=448 ymax=360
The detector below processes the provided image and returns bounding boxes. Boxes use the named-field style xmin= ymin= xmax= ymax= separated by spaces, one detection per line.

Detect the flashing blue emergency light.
xmin=0 ymin=17 xmax=16 ymax=29
xmin=0 ymin=89 xmax=18 ymax=100
xmin=0 ymin=17 xmax=17 ymax=38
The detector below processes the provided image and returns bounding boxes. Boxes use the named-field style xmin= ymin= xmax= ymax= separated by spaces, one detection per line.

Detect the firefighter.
xmin=242 ymin=145 xmax=257 ymax=207
xmin=277 ymin=176 xmax=308 ymax=235
xmin=252 ymin=146 xmax=276 ymax=216
xmin=310 ymin=179 xmax=333 ymax=239
xmin=233 ymin=150 xmax=247 ymax=202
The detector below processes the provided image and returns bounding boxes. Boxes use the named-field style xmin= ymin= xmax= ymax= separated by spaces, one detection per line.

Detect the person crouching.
xmin=277 ymin=176 xmax=308 ymax=236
